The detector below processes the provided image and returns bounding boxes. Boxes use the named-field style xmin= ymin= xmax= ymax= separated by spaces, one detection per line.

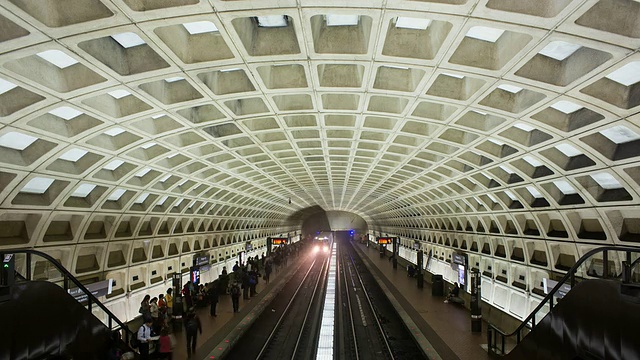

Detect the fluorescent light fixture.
xmin=538 ymin=41 xmax=581 ymax=61
xmin=325 ymin=14 xmax=359 ymax=26
xmin=605 ymin=61 xmax=640 ymax=86
xmin=395 ymin=17 xmax=431 ymax=30
xmin=471 ymin=110 xmax=487 ymax=116
xmin=487 ymin=193 xmax=498 ymax=202
xmin=526 ymin=186 xmax=543 ymax=198
xmin=72 ymin=183 xmax=96 ymax=197
xmin=107 ymin=188 xmax=127 ymax=201
xmin=554 ymin=180 xmax=577 ymax=195
xmin=135 ymin=167 xmax=151 ymax=177
xmin=111 ymin=32 xmax=146 ymax=48
xmin=600 ymin=125 xmax=640 ymax=144
xmin=134 ymin=192 xmax=150 ymax=204
xmin=514 ymin=123 xmax=535 ymax=132
xmin=103 ymin=159 xmax=124 ymax=171
xmin=151 ymin=113 xmax=165 ymax=119
xmin=159 ymin=174 xmax=171 ymax=182
xmin=49 ymin=106 xmax=83 ymax=120
xmin=21 ymin=177 xmax=55 ymax=194
xmin=104 ymin=128 xmax=125 ymax=137
xmin=108 ymin=89 xmax=131 ymax=99
xmin=0 ymin=78 xmax=17 ymax=95
xmin=59 ymin=148 xmax=88 ymax=162
xmin=442 ymin=72 xmax=464 ymax=79
xmin=36 ymin=50 xmax=78 ymax=69
xmin=165 ymin=77 xmax=184 ymax=83
xmin=384 ymin=65 xmax=409 ymax=70
xmin=505 ymin=190 xmax=518 ymax=201
xmin=488 ymin=138 xmax=504 ymax=146
xmin=523 ymin=156 xmax=543 ymax=167
xmin=256 ymin=16 xmax=288 ymax=28
xmin=591 ymin=172 xmax=622 ymax=189
xmin=167 ymin=153 xmax=179 ymax=159
xmin=141 ymin=142 xmax=156 ymax=149
xmin=174 ymin=198 xmax=184 ymax=207
xmin=177 ymin=179 xmax=188 ymax=186
xmin=466 ymin=26 xmax=505 ymax=42
xmin=183 ymin=21 xmax=218 ymax=35
xmin=498 ymin=84 xmax=523 ymax=93
xmin=550 ymin=100 xmax=582 ymax=114
xmin=188 ymin=200 xmax=196 ymax=208
xmin=220 ymin=68 xmax=242 ymax=73
xmin=499 ymin=165 xmax=515 ymax=174
xmin=156 ymin=195 xmax=169 ymax=206
xmin=556 ymin=143 xmax=582 ymax=157
xmin=0 ymin=132 xmax=38 ymax=151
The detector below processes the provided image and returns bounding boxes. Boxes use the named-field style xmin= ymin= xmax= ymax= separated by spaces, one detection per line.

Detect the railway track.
xmin=226 ymin=250 xmax=330 ymax=360
xmin=337 ymin=239 xmax=426 ymax=360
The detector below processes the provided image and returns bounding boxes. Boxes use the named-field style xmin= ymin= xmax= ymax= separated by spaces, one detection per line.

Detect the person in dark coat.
xmin=208 ymin=281 xmax=219 ymax=317
xmin=230 ymin=282 xmax=241 ymax=313
xmin=184 ymin=311 xmax=202 ymax=358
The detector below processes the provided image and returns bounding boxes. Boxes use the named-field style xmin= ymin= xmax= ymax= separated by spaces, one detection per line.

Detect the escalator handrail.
xmin=487 ymin=245 xmax=640 ymax=350
xmin=1 ymin=248 xmax=136 ymax=343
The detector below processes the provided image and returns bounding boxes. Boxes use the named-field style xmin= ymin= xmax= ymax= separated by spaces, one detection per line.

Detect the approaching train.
xmin=312 ymin=232 xmax=332 ymax=254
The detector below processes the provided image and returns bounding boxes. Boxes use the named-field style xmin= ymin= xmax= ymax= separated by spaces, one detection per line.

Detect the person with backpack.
xmin=230 ymin=282 xmax=241 ymax=313
xmin=184 ymin=311 xmax=202 ymax=358
xmin=136 ymin=318 xmax=154 ymax=360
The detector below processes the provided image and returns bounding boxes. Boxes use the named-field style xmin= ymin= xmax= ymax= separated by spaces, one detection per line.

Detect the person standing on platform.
xmin=165 ymin=288 xmax=173 ymax=319
xmin=137 ymin=318 xmax=154 ymax=360
xmin=149 ymin=297 xmax=160 ymax=333
xmin=157 ymin=327 xmax=173 ymax=360
xmin=264 ymin=261 xmax=272 ymax=285
xmin=184 ymin=311 xmax=202 ymax=358
xmin=241 ymin=270 xmax=250 ymax=300
xmin=140 ymin=295 xmax=151 ymax=321
xmin=230 ymin=282 xmax=241 ymax=313
xmin=208 ymin=281 xmax=219 ymax=317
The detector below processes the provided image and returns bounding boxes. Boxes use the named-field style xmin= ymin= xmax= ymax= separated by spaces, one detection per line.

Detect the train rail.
xmin=226 ymin=250 xmax=330 ymax=360
xmin=337 ymin=240 xmax=426 ymax=360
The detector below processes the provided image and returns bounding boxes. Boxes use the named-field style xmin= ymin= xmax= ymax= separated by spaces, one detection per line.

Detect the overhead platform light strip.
xmin=315 ymin=243 xmax=336 ymax=360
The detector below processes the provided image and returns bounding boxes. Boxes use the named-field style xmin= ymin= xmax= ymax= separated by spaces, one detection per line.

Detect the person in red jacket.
xmin=157 ymin=327 xmax=173 ymax=359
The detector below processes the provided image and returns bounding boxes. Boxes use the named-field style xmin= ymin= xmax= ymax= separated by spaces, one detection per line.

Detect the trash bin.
xmin=432 ymin=274 xmax=444 ymax=296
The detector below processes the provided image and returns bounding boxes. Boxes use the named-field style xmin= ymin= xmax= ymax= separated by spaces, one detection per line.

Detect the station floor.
xmin=161 ymin=243 xmax=492 ymax=360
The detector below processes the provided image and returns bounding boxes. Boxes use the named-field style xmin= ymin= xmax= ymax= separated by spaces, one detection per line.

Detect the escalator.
xmin=0 ymin=250 xmax=135 ymax=360
xmin=506 ymin=279 xmax=640 ymax=360
xmin=0 ymin=281 xmax=113 ymax=360
xmin=487 ymin=246 xmax=640 ymax=360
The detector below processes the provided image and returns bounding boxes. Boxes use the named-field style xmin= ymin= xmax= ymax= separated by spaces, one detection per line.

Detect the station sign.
xmin=272 ymin=238 xmax=288 ymax=245
xmin=377 ymin=237 xmax=394 ymax=244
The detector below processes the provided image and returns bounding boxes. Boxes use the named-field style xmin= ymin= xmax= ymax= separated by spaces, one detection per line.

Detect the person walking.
xmin=230 ymin=282 xmax=241 ymax=313
xmin=184 ymin=311 xmax=202 ymax=358
xmin=136 ymin=318 xmax=154 ymax=360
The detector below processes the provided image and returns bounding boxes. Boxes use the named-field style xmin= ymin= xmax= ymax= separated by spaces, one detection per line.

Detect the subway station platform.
xmin=155 ymin=243 xmax=492 ymax=360
xmin=131 ymin=255 xmax=305 ymax=360
xmin=353 ymin=242 xmax=492 ymax=360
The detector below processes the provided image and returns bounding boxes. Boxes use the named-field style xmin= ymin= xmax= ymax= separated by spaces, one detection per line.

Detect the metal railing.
xmin=487 ymin=245 xmax=640 ymax=356
xmin=1 ymin=248 xmax=136 ymax=347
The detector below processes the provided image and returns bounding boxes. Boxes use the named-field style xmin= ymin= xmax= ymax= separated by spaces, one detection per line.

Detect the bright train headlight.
xmin=323 ymin=245 xmax=329 ymax=252
xmin=314 ymin=245 xmax=320 ymax=253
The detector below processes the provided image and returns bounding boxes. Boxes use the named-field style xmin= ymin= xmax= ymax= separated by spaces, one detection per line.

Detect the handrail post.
xmin=26 ymin=253 xmax=32 ymax=280
xmin=501 ymin=333 xmax=505 ymax=354
xmin=64 ymin=274 xmax=69 ymax=291
xmin=603 ymin=250 xmax=609 ymax=279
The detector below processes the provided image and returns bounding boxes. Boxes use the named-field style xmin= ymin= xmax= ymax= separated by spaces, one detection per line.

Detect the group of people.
xmin=136 ymin=289 xmax=175 ymax=359
xmin=131 ymin=244 xmax=306 ymax=359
